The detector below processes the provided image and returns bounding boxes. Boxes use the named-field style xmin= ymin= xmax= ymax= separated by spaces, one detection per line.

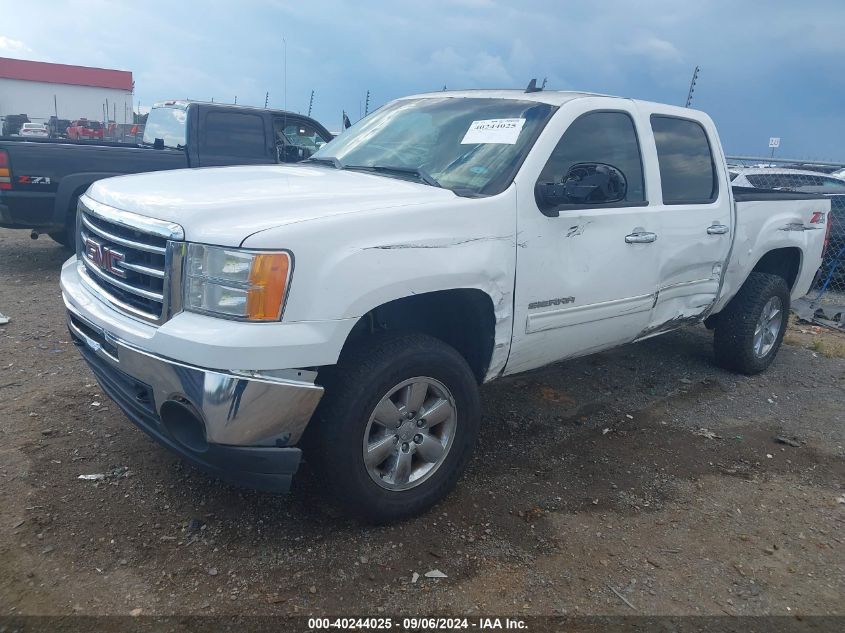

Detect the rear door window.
xmin=651 ymin=116 xmax=718 ymax=204
xmin=201 ymin=111 xmax=268 ymax=159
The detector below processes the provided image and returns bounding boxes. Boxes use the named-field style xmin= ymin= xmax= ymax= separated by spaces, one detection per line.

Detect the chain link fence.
xmin=727 ymin=156 xmax=845 ymax=326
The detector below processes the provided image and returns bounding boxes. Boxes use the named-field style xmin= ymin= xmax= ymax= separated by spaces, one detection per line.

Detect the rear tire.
xmin=48 ymin=196 xmax=79 ymax=250
xmin=713 ymin=272 xmax=790 ymax=375
xmin=306 ymin=333 xmax=481 ymax=523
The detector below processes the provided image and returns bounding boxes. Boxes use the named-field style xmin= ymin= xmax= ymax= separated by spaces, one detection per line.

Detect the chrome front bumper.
xmin=65 ymin=302 xmax=324 ymax=449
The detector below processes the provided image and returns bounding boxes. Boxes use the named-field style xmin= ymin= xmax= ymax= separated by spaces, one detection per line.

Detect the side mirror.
xmin=535 ymin=162 xmax=627 ymax=217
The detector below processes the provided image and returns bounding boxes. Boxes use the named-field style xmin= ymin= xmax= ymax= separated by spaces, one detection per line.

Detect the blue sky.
xmin=2 ymin=0 xmax=843 ymax=159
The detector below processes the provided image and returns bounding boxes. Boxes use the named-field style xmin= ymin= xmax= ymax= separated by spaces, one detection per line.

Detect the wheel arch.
xmin=750 ymin=246 xmax=802 ymax=291
xmin=54 ymin=173 xmax=119 ymax=225
xmin=336 ymin=288 xmax=499 ymax=384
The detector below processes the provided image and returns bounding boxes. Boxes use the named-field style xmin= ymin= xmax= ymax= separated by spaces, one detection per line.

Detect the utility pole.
xmin=265 ymin=92 xmax=269 ymax=108
xmin=54 ymin=94 xmax=58 ymax=119
xmin=685 ymin=65 xmax=700 ymax=108
xmin=364 ymin=90 xmax=371 ymax=116
xmin=234 ymin=96 xmax=237 ymax=104
xmin=307 ymin=90 xmax=314 ymax=117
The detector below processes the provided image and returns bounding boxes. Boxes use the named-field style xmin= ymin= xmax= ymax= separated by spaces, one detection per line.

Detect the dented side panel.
xmin=242 ymin=189 xmax=518 ymax=379
xmin=633 ymin=102 xmax=734 ymax=340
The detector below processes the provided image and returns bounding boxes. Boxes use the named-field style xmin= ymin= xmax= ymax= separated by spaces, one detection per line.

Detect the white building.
xmin=0 ymin=57 xmax=134 ymax=125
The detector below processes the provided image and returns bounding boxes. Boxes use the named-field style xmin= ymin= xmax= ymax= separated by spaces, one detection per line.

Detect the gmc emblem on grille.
xmin=85 ymin=237 xmax=127 ymax=279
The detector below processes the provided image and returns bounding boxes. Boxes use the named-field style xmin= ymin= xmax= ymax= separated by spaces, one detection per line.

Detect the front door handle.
xmin=625 ymin=231 xmax=657 ymax=244
xmin=707 ymin=224 xmax=730 ymax=235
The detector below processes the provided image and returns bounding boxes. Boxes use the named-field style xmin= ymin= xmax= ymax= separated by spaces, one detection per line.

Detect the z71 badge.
xmin=17 ymin=175 xmax=52 ymax=185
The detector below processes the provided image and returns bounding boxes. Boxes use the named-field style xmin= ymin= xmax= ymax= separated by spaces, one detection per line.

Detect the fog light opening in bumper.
xmin=160 ymin=399 xmax=208 ymax=453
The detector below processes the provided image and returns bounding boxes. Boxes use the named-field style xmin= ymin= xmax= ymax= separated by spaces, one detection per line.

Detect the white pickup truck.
xmin=61 ymin=89 xmax=829 ymax=522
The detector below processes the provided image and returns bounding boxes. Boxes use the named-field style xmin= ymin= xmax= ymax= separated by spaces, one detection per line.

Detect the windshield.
xmin=311 ymin=97 xmax=555 ymax=195
xmin=142 ymin=105 xmax=188 ymax=149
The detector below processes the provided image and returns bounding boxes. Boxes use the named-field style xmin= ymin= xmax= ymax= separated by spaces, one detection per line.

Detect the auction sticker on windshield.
xmin=461 ymin=118 xmax=526 ymax=144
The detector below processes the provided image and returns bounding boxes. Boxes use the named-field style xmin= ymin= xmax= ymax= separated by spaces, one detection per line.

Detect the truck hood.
xmin=85 ymin=164 xmax=457 ymax=245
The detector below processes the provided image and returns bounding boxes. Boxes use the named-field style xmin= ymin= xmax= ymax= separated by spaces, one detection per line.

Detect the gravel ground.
xmin=1 ymin=228 xmax=844 ymax=618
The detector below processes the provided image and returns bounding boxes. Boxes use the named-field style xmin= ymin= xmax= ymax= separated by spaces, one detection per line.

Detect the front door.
xmin=506 ymin=103 xmax=661 ymax=375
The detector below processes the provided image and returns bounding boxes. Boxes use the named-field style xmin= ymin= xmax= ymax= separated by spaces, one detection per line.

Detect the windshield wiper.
xmin=303 ymin=156 xmax=345 ymax=169
xmin=347 ymin=164 xmax=441 ymax=188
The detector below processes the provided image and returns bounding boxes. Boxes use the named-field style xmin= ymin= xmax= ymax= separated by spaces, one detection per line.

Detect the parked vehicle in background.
xmin=832 ymin=167 xmax=845 ymax=180
xmin=0 ymin=101 xmax=332 ymax=247
xmin=19 ymin=123 xmax=49 ymax=138
xmin=2 ymin=114 xmax=30 ymax=136
xmin=67 ymin=119 xmax=104 ymax=140
xmin=47 ymin=117 xmax=71 ymax=139
xmin=730 ymin=167 xmax=845 ymax=192
xmin=731 ymin=167 xmax=845 ymax=283
xmin=60 ymin=89 xmax=830 ymax=522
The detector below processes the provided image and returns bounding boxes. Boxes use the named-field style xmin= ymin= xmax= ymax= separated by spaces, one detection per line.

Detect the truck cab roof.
xmin=404 ymin=89 xmax=708 ymax=119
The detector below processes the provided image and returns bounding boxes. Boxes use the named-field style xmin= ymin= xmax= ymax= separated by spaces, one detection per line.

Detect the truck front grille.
xmin=76 ymin=197 xmax=184 ymax=325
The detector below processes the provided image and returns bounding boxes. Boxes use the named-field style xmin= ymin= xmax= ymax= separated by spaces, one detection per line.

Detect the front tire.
xmin=713 ymin=272 xmax=790 ymax=375
xmin=307 ymin=333 xmax=481 ymax=523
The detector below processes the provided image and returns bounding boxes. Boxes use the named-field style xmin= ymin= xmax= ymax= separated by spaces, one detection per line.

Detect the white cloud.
xmin=0 ymin=36 xmax=32 ymax=55
xmin=621 ymin=35 xmax=683 ymax=64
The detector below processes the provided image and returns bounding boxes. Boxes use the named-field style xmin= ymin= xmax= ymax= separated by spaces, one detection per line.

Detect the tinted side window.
xmin=821 ymin=177 xmax=845 ymax=191
xmin=539 ymin=111 xmax=645 ymax=203
xmin=651 ymin=116 xmax=717 ymax=204
xmin=201 ymin=112 xmax=267 ymax=158
xmin=273 ymin=118 xmax=330 ymax=162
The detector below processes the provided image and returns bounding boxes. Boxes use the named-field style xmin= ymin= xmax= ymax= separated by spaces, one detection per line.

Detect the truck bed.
xmin=0 ymin=138 xmax=187 ymax=230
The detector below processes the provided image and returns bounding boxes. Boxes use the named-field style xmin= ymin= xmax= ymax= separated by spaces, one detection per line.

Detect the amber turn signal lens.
xmin=246 ymin=253 xmax=290 ymax=320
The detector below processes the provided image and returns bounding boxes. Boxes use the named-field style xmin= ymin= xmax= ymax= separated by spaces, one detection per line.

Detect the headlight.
xmin=184 ymin=244 xmax=292 ymax=321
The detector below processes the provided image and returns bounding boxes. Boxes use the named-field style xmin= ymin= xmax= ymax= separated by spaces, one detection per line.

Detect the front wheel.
xmin=713 ymin=272 xmax=790 ymax=375
xmin=307 ymin=333 xmax=481 ymax=523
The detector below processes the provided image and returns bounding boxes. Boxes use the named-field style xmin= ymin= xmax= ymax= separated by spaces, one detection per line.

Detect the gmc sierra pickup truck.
xmin=0 ymin=101 xmax=332 ymax=247
xmin=60 ymin=89 xmax=829 ymax=522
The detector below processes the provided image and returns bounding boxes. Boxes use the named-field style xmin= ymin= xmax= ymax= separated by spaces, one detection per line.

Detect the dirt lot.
xmin=1 ymin=228 xmax=844 ymax=618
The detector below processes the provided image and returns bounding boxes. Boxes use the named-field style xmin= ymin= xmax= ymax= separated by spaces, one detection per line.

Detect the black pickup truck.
xmin=0 ymin=101 xmax=333 ymax=247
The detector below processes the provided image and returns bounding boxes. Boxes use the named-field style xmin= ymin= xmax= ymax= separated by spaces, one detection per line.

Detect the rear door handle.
xmin=707 ymin=224 xmax=730 ymax=235
xmin=625 ymin=231 xmax=657 ymax=244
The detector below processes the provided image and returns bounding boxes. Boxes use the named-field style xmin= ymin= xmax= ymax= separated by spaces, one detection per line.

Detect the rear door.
xmin=640 ymin=110 xmax=733 ymax=337
xmin=197 ymin=108 xmax=274 ymax=166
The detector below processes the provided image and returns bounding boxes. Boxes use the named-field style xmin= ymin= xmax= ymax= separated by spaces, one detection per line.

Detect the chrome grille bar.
xmin=81 ymin=214 xmax=166 ymax=255
xmin=80 ymin=253 xmax=165 ymax=302
xmin=117 ymin=260 xmax=166 ymax=279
